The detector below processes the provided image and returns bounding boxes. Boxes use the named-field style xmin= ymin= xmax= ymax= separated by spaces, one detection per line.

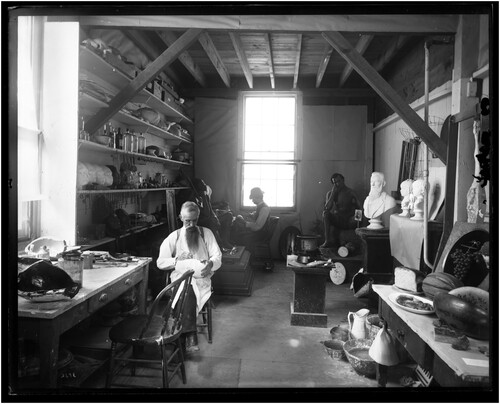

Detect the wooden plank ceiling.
xmin=80 ymin=14 xmax=457 ymax=92
xmin=79 ymin=13 xmax=458 ymax=162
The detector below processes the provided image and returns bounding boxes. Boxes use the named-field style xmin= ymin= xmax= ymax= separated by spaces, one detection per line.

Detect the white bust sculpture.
xmin=411 ymin=178 xmax=427 ymax=221
xmin=363 ymin=172 xmax=397 ymax=229
xmin=399 ymin=179 xmax=415 ymax=217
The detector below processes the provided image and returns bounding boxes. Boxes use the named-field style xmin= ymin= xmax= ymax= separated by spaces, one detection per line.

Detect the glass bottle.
xmin=79 ymin=116 xmax=89 ymax=141
xmin=123 ymin=128 xmax=132 ymax=152
xmin=138 ymin=133 xmax=146 ymax=154
xmin=116 ymin=127 xmax=123 ymax=150
xmin=131 ymin=132 xmax=139 ymax=153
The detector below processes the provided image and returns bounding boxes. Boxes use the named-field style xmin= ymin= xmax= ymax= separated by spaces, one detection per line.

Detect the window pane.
xmin=242 ymin=163 xmax=296 ymax=208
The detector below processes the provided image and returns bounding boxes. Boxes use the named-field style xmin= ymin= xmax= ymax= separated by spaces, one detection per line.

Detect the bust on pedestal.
xmin=410 ymin=179 xmax=427 ymax=221
xmin=399 ymin=179 xmax=415 ymax=218
xmin=363 ymin=172 xmax=397 ymax=229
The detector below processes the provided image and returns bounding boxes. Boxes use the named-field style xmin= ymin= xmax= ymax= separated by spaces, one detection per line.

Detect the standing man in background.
xmin=321 ymin=173 xmax=361 ymax=248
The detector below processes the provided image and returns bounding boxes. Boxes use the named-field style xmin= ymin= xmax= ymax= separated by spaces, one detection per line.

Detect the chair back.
xmin=263 ymin=216 xmax=280 ymax=243
xmin=139 ymin=269 xmax=194 ymax=340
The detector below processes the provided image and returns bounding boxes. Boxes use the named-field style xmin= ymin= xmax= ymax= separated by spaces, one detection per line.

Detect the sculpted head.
xmin=369 ymin=172 xmax=385 ymax=198
xmin=412 ymin=179 xmax=426 ymax=196
xmin=400 ymin=179 xmax=413 ymax=197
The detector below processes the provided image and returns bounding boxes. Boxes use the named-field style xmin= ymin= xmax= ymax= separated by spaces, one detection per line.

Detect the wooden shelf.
xmin=78 ymin=139 xmax=192 ymax=166
xmin=80 ymin=222 xmax=169 ymax=250
xmin=79 ymin=46 xmax=193 ymax=124
xmin=77 ymin=186 xmax=189 ymax=195
xmin=79 ymin=93 xmax=193 ymax=144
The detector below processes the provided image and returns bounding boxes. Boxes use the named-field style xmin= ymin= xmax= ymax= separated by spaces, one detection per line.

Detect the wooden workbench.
xmin=17 ymin=258 xmax=151 ymax=388
xmin=373 ymin=284 xmax=490 ymax=387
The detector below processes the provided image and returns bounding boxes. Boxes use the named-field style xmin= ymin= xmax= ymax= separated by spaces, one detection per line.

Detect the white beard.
xmin=368 ymin=189 xmax=382 ymax=200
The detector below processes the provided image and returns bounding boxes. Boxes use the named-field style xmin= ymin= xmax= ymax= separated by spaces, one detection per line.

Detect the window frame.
xmin=237 ymin=91 xmax=302 ymax=212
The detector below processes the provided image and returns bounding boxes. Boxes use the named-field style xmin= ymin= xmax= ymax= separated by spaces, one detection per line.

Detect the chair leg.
xmin=106 ymin=342 xmax=117 ymax=388
xmin=207 ymin=300 xmax=213 ymax=343
xmin=177 ymin=339 xmax=187 ymax=384
xmin=160 ymin=344 xmax=168 ymax=388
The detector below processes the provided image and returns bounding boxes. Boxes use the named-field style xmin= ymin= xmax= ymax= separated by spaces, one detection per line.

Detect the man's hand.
xmin=200 ymin=260 xmax=213 ymax=277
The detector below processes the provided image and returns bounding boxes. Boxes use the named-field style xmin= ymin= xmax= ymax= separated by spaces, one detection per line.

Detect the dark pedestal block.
xmin=355 ymin=227 xmax=393 ymax=284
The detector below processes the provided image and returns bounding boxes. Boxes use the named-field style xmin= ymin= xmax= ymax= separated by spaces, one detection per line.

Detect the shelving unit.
xmin=77 ymin=40 xmax=195 ymax=248
xmin=78 ymin=139 xmax=192 ymax=168
xmin=79 ymin=45 xmax=193 ymax=125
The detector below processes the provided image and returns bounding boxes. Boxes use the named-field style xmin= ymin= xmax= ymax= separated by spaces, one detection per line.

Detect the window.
xmin=240 ymin=93 xmax=299 ymax=209
xmin=17 ymin=16 xmax=43 ymax=241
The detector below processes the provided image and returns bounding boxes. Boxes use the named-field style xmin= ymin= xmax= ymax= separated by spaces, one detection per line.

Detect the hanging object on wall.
xmin=397 ymin=136 xmax=419 ymax=192
xmin=467 ymin=116 xmax=489 ymax=224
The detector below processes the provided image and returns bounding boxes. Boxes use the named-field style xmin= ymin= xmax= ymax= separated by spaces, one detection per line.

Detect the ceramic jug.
xmin=348 ymin=308 xmax=370 ymax=339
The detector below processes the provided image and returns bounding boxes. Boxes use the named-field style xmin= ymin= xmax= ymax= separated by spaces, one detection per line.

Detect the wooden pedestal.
xmin=355 ymin=227 xmax=394 ymax=284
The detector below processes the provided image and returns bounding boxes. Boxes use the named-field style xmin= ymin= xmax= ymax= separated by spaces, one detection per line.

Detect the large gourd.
xmin=422 ymin=272 xmax=464 ymax=300
xmin=433 ymin=289 xmax=489 ymax=340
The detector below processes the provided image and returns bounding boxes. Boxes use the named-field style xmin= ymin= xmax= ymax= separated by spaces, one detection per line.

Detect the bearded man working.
xmin=320 ymin=173 xmax=361 ymax=248
xmin=157 ymin=201 xmax=222 ymax=353
xmin=363 ymin=171 xmax=397 ymax=229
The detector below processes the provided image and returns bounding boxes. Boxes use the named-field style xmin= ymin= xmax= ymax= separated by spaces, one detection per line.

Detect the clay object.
xmin=369 ymin=321 xmax=399 ymax=366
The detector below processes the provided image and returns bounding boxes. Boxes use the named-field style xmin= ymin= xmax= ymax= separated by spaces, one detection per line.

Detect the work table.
xmin=17 ymin=258 xmax=151 ymax=388
xmin=373 ymin=284 xmax=490 ymax=387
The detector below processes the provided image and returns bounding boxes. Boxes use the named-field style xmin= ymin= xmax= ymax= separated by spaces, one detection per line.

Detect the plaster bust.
xmin=363 ymin=172 xmax=396 ymax=229
xmin=399 ymin=179 xmax=415 ymax=217
xmin=411 ymin=178 xmax=427 ymax=221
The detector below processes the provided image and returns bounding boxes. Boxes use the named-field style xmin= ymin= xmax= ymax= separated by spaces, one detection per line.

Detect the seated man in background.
xmin=229 ymin=187 xmax=271 ymax=248
xmin=321 ymin=173 xmax=361 ymax=248
xmin=157 ymin=201 xmax=222 ymax=353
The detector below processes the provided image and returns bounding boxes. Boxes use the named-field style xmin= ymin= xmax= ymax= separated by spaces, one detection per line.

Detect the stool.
xmin=198 ymin=294 xmax=213 ymax=343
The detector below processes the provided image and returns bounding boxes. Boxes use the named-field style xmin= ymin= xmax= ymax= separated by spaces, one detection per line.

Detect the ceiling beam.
xmin=86 ymin=29 xmax=203 ymax=135
xmin=322 ymin=31 xmax=447 ymax=164
xmin=121 ymin=29 xmax=181 ymax=96
xmin=371 ymin=35 xmax=411 ymax=72
xmin=264 ymin=33 xmax=275 ymax=89
xmin=157 ymin=30 xmax=207 ymax=87
xmin=198 ymin=32 xmax=231 ymax=88
xmin=293 ymin=34 xmax=302 ymax=89
xmin=316 ymin=44 xmax=333 ymax=88
xmin=229 ymin=32 xmax=253 ymax=89
xmin=339 ymin=34 xmax=373 ymax=87
xmin=79 ymin=15 xmax=458 ymax=34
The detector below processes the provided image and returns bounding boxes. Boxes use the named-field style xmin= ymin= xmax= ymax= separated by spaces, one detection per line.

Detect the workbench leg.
xmin=138 ymin=263 xmax=150 ymax=314
xmin=376 ymin=364 xmax=388 ymax=387
xmin=38 ymin=323 xmax=59 ymax=388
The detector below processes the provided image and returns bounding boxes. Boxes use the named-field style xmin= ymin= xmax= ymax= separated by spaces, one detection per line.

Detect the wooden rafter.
xmin=198 ymin=32 xmax=231 ymax=88
xmin=316 ymin=44 xmax=333 ymax=88
xmin=79 ymin=15 xmax=458 ymax=34
xmin=339 ymin=34 xmax=373 ymax=87
xmin=372 ymin=35 xmax=410 ymax=72
xmin=122 ymin=30 xmax=181 ymax=95
xmin=86 ymin=29 xmax=203 ymax=135
xmin=322 ymin=31 xmax=447 ymax=164
xmin=264 ymin=33 xmax=275 ymax=89
xmin=229 ymin=32 xmax=253 ymax=89
xmin=293 ymin=34 xmax=302 ymax=89
xmin=123 ymin=32 xmax=179 ymax=90
xmin=157 ymin=30 xmax=207 ymax=87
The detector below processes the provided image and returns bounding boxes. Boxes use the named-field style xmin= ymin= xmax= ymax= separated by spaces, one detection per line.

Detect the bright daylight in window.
xmin=241 ymin=94 xmax=297 ymax=209
xmin=18 ymin=16 xmax=42 ymax=240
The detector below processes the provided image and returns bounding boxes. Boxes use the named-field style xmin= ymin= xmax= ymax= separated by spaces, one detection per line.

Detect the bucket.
xmin=296 ymin=235 xmax=319 ymax=252
xmin=58 ymin=251 xmax=83 ymax=287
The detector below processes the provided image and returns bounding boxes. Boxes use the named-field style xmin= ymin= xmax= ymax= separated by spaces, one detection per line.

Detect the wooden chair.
xmin=249 ymin=216 xmax=280 ymax=269
xmin=105 ymin=270 xmax=194 ymax=388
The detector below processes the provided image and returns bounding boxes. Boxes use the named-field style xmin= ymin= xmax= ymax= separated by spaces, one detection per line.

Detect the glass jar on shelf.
xmin=131 ymin=132 xmax=139 ymax=153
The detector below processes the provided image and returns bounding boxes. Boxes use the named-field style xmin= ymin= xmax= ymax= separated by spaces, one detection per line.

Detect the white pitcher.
xmin=348 ymin=308 xmax=370 ymax=339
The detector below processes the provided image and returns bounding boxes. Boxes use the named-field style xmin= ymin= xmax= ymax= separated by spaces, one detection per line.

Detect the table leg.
xmin=137 ymin=262 xmax=150 ymax=314
xmin=376 ymin=363 xmax=388 ymax=387
xmin=38 ymin=322 xmax=60 ymax=388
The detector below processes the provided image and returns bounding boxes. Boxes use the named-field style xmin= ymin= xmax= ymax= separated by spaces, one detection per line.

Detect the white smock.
xmin=157 ymin=226 xmax=222 ymax=315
